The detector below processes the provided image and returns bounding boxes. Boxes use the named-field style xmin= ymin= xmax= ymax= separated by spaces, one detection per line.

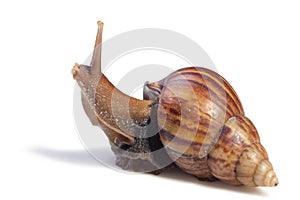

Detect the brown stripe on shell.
xmin=166 ymin=67 xmax=244 ymax=115
xmin=160 ymin=128 xmax=219 ymax=157
xmin=160 ymin=97 xmax=224 ymax=137
xmin=163 ymin=74 xmax=235 ymax=117
xmin=179 ymin=78 xmax=235 ymax=116
xmin=237 ymin=115 xmax=261 ymax=142
xmin=165 ymin=147 xmax=214 ymax=180
xmin=207 ymin=116 xmax=262 ymax=185
xmin=236 ymin=142 xmax=268 ymax=186
xmin=207 ymin=155 xmax=242 ymax=185
xmin=199 ymin=68 xmax=244 ymax=115
xmin=158 ymin=98 xmax=224 ymax=157
xmin=175 ymin=72 xmax=237 ymax=116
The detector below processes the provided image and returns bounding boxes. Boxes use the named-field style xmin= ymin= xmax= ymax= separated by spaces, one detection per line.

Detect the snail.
xmin=72 ymin=21 xmax=278 ymax=187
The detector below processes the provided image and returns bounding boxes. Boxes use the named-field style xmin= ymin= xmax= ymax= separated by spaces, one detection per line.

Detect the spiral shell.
xmin=145 ymin=67 xmax=278 ymax=186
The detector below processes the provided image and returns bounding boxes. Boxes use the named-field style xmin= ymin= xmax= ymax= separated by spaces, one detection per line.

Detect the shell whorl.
xmin=236 ymin=143 xmax=278 ymax=186
xmin=208 ymin=115 xmax=278 ymax=186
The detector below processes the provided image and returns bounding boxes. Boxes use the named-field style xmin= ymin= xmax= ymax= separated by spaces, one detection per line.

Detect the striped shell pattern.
xmin=145 ymin=67 xmax=278 ymax=186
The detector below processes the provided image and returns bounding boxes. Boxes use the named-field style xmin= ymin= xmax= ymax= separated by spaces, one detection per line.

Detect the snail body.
xmin=72 ymin=21 xmax=278 ymax=187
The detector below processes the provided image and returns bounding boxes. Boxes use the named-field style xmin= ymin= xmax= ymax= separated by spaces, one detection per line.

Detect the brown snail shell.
xmin=145 ymin=67 xmax=278 ymax=186
xmin=72 ymin=21 xmax=278 ymax=187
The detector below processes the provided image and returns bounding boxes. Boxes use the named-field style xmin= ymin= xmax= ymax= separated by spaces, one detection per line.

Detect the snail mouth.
xmin=71 ymin=63 xmax=79 ymax=79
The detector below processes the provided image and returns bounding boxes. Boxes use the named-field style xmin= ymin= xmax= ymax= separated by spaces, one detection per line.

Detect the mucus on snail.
xmin=72 ymin=21 xmax=278 ymax=187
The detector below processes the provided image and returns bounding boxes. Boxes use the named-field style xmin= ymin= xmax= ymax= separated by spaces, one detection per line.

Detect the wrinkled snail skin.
xmin=72 ymin=21 xmax=278 ymax=187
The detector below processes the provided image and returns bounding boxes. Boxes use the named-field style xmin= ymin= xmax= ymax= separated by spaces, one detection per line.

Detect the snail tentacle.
xmin=90 ymin=21 xmax=103 ymax=74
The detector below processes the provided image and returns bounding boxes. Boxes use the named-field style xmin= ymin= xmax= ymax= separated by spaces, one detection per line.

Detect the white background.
xmin=0 ymin=0 xmax=299 ymax=199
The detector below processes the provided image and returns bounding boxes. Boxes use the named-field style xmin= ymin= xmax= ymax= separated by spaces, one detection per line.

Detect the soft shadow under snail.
xmin=72 ymin=21 xmax=278 ymax=187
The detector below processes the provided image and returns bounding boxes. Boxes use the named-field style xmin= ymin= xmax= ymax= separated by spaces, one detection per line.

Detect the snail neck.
xmin=95 ymin=74 xmax=154 ymax=128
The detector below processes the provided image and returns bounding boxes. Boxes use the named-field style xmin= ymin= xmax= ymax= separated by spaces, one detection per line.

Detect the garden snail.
xmin=72 ymin=21 xmax=278 ymax=187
